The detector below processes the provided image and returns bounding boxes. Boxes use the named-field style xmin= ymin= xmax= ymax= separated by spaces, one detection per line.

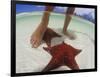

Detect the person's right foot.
xmin=30 ymin=23 xmax=47 ymax=48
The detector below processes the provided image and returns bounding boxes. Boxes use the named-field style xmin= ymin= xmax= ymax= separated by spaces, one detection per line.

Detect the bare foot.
xmin=30 ymin=23 xmax=47 ymax=48
xmin=63 ymin=30 xmax=76 ymax=40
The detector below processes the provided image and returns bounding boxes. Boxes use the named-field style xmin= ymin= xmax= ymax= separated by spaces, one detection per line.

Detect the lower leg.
xmin=63 ymin=7 xmax=75 ymax=39
xmin=30 ymin=6 xmax=54 ymax=48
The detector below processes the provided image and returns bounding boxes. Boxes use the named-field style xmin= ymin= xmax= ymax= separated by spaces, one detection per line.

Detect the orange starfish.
xmin=43 ymin=28 xmax=61 ymax=46
xmin=42 ymin=42 xmax=81 ymax=72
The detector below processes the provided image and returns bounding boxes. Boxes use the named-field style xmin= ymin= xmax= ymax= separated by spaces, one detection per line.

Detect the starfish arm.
xmin=45 ymin=39 xmax=51 ymax=47
xmin=75 ymin=49 xmax=82 ymax=56
xmin=64 ymin=58 xmax=79 ymax=70
xmin=43 ymin=47 xmax=52 ymax=55
xmin=42 ymin=57 xmax=62 ymax=72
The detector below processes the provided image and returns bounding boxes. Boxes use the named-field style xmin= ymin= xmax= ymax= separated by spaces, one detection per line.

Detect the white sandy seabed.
xmin=16 ymin=12 xmax=95 ymax=73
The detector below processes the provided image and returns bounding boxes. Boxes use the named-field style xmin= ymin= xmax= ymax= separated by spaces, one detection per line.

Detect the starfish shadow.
xmin=49 ymin=28 xmax=75 ymax=46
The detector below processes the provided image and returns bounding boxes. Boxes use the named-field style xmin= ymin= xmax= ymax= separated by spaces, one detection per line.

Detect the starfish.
xmin=42 ymin=41 xmax=81 ymax=72
xmin=42 ymin=28 xmax=61 ymax=46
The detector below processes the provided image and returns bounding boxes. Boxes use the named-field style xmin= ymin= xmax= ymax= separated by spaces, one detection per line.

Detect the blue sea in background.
xmin=16 ymin=4 xmax=45 ymax=13
xmin=16 ymin=4 xmax=66 ymax=14
xmin=16 ymin=4 xmax=95 ymax=23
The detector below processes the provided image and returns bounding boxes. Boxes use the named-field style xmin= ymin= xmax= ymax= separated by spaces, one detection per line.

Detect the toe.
xmin=32 ymin=40 xmax=40 ymax=48
xmin=32 ymin=42 xmax=39 ymax=48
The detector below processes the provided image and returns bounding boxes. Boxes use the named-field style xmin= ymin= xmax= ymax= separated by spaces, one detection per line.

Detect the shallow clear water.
xmin=16 ymin=12 xmax=95 ymax=73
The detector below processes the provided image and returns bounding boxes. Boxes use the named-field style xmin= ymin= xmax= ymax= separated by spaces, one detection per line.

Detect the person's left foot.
xmin=63 ymin=30 xmax=76 ymax=40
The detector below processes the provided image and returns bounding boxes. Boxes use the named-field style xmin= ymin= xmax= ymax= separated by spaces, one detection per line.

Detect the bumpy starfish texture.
xmin=42 ymin=42 xmax=81 ymax=72
xmin=43 ymin=28 xmax=61 ymax=46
